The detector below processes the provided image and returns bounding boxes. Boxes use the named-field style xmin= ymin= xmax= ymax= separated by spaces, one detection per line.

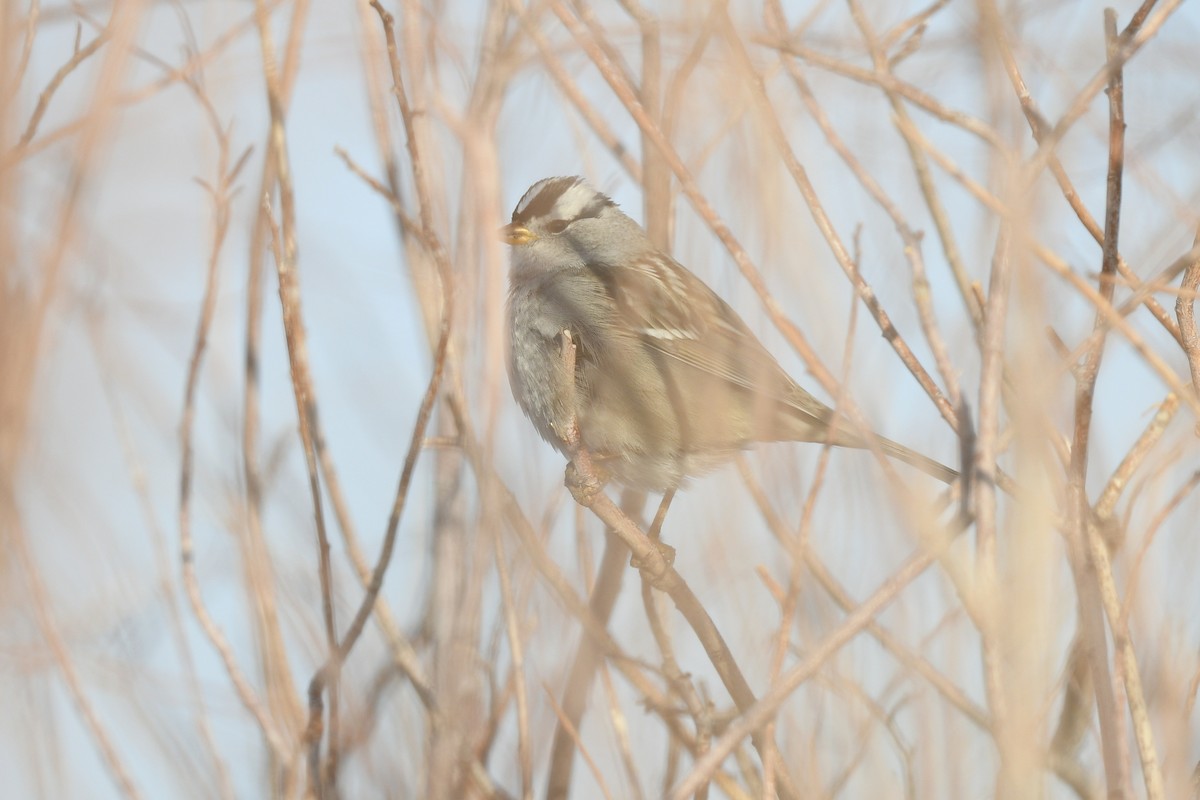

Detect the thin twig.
xmin=1084 ymin=518 xmax=1164 ymax=800
xmin=543 ymin=684 xmax=617 ymax=800
xmin=1058 ymin=11 xmax=1137 ymax=795
xmin=89 ymin=324 xmax=235 ymax=798
xmin=1096 ymin=393 xmax=1179 ymax=520
xmin=671 ymin=517 xmax=969 ymax=800
xmin=1022 ymin=0 xmax=1184 ymax=188
xmin=254 ymin=2 xmax=341 ymax=791
xmin=9 ymin=0 xmax=289 ymax=165
xmin=1034 ymin=242 xmax=1200 ymax=416
xmin=236 ymin=5 xmax=314 ymax=784
xmin=973 ymin=225 xmax=1012 ymax=789
xmin=1123 ymin=470 xmax=1200 ymax=626
xmin=509 ymin=0 xmax=641 ymax=182
xmin=842 ymin=0 xmax=982 ymax=333
xmin=6 ymin=0 xmax=40 ymax=105
xmin=597 ymin=664 xmax=647 ymax=800
xmin=737 ymin=461 xmax=990 ymax=732
xmin=1176 ymin=233 xmax=1200 ymax=396
xmin=759 ymin=35 xmax=1005 ymax=149
xmin=493 ymin=513 xmax=533 ymax=800
xmin=178 ymin=102 xmax=289 ymax=767
xmin=722 ymin=5 xmax=958 ymax=429
xmin=772 ymin=1 xmax=964 ymax=402
xmin=545 ymin=528 xmax=629 ymax=800
xmin=8 ymin=509 xmax=144 ymax=800
xmin=18 ymin=26 xmax=110 ymax=147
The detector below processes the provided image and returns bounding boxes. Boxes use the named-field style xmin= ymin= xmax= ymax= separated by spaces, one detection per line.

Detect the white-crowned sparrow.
xmin=503 ymin=176 xmax=956 ymax=491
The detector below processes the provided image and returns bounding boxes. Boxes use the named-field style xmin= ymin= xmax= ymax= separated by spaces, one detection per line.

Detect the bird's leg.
xmin=648 ymin=488 xmax=675 ymax=540
xmin=631 ymin=489 xmax=676 ymax=572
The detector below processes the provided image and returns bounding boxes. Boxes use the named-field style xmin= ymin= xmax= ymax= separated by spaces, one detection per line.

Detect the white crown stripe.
xmin=549 ymin=181 xmax=598 ymax=221
xmin=513 ymin=176 xmax=609 ymax=223
xmin=514 ymin=178 xmax=557 ymax=216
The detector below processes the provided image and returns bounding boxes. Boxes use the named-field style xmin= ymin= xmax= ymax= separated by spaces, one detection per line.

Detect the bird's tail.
xmin=779 ymin=393 xmax=959 ymax=483
xmin=872 ymin=434 xmax=959 ymax=484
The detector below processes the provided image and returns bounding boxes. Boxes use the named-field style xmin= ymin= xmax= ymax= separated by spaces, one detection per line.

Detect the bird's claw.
xmin=631 ymin=540 xmax=676 ymax=589
xmin=564 ymin=459 xmax=606 ymax=503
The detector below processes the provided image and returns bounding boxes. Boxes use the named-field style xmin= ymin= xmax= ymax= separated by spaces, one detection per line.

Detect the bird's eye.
xmin=545 ymin=219 xmax=569 ymax=234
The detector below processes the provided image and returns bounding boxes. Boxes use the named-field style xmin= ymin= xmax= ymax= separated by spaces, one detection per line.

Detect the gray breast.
xmin=507 ymin=282 xmax=575 ymax=453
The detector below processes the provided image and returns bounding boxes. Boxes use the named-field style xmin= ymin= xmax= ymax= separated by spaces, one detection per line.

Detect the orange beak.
xmin=499 ymin=223 xmax=536 ymax=245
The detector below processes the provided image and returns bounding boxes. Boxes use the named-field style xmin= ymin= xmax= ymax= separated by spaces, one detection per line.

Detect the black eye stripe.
xmin=575 ymin=196 xmax=610 ymax=221
xmin=542 ymin=199 xmax=607 ymax=232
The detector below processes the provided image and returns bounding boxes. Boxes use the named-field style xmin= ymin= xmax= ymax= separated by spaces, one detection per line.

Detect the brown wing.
xmin=588 ymin=253 xmax=834 ymax=433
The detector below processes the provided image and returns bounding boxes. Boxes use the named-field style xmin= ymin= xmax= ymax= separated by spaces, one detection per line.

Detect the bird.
xmin=502 ymin=175 xmax=957 ymax=492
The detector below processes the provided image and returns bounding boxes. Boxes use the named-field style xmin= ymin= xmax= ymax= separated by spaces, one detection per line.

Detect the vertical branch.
xmin=1084 ymin=517 xmax=1164 ymax=799
xmin=639 ymin=564 xmax=712 ymax=800
xmin=544 ymin=3 xmax=666 ymax=795
xmin=240 ymin=159 xmax=305 ymax=794
xmin=1098 ymin=11 xmax=1126 ymax=299
xmin=972 ymin=4 xmax=1057 ymax=793
xmin=985 ymin=0 xmax=1181 ymax=347
xmin=375 ymin=2 xmax=470 ymax=795
xmin=492 ymin=526 xmax=533 ymax=800
xmin=253 ymin=1 xmax=341 ymax=793
xmin=1089 ymin=13 xmax=1163 ymax=798
xmin=1022 ymin=0 xmax=1184 ymax=185
xmin=333 ymin=6 xmax=439 ymax=707
xmin=545 ymin=527 xmax=629 ymax=800
xmin=302 ymin=3 xmax=457 ymax=797
xmin=973 ymin=226 xmax=1013 ymax=790
xmin=228 ymin=3 xmax=312 ymax=784
xmin=620 ymin=0 xmax=668 ymax=248
xmin=179 ymin=135 xmax=290 ymax=765
xmin=1059 ymin=9 xmax=1135 ymax=798
xmin=299 ymin=260 xmax=451 ymax=793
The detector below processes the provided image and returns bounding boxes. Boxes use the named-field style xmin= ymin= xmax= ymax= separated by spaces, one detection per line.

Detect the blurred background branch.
xmin=1 ymin=0 xmax=1198 ymax=798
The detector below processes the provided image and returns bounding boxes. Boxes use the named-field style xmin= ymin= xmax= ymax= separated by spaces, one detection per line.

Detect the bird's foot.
xmin=564 ymin=458 xmax=607 ymax=504
xmin=631 ymin=540 xmax=676 ymax=589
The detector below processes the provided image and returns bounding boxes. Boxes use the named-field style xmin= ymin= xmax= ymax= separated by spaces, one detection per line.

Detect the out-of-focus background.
xmin=2 ymin=0 xmax=1198 ymax=797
